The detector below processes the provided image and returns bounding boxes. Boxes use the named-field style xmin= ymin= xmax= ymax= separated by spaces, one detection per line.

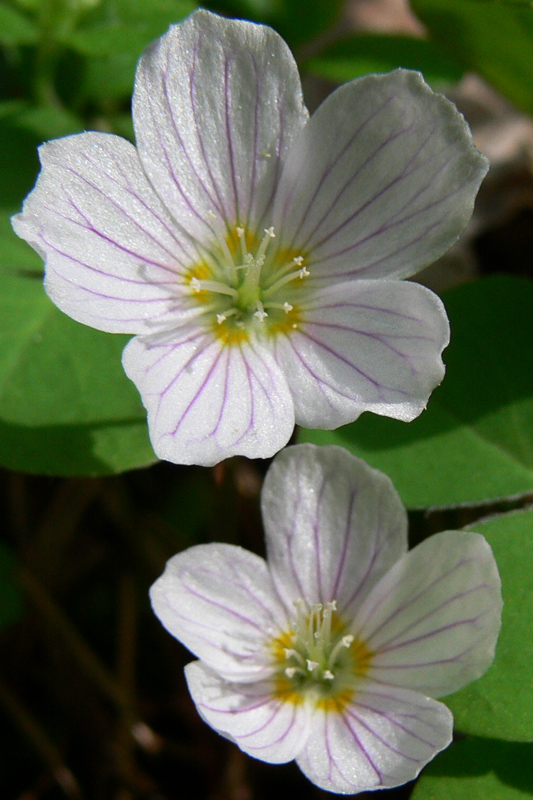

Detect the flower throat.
xmin=186 ymin=225 xmax=310 ymax=342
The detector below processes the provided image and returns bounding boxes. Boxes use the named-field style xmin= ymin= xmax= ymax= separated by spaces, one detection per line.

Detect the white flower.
xmin=13 ymin=10 xmax=488 ymax=467
xmin=150 ymin=444 xmax=502 ymax=794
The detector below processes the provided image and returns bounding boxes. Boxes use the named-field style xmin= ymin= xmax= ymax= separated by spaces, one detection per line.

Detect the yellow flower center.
xmin=271 ymin=600 xmax=373 ymax=711
xmin=185 ymin=224 xmax=310 ymax=344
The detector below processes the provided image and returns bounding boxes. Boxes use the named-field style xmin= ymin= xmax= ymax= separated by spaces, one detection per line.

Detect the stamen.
xmin=284 ymin=302 xmax=293 ymax=313
xmin=254 ymin=301 xmax=268 ymax=322
xmin=323 ymin=670 xmax=335 ymax=681
xmin=306 ymin=660 xmax=319 ymax=672
xmin=256 ymin=226 xmax=276 ymax=263
xmin=190 ymin=278 xmax=239 ymax=300
xmin=263 ymin=260 xmax=310 ymax=298
xmin=237 ymin=226 xmax=248 ymax=262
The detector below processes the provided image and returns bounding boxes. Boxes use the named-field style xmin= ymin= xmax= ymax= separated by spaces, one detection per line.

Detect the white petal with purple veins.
xmin=273 ymin=69 xmax=488 ymax=282
xmin=12 ymin=133 xmax=194 ymax=334
xmin=274 ymin=279 xmax=449 ymax=427
xmin=150 ymin=543 xmax=288 ymax=682
xmin=356 ymin=531 xmax=503 ymax=697
xmin=134 ymin=9 xmax=308 ymax=241
xmin=261 ymin=444 xmax=407 ymax=613
xmin=296 ymin=684 xmax=452 ymax=794
xmin=123 ymin=327 xmax=295 ymax=466
xmin=186 ymin=661 xmax=310 ymax=762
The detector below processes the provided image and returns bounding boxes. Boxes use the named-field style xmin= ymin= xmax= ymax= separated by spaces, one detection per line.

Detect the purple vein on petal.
xmin=237 ymin=702 xmax=298 ymax=748
xmin=341 ymin=543 xmax=380 ymax=616
xmin=304 ymin=121 xmax=438 ymax=254
xmin=345 ymin=706 xmax=427 ymax=761
xmin=179 ymin=580 xmax=271 ymax=633
xmin=376 ymin=610 xmax=493 ymax=656
xmin=375 ymin=584 xmax=492 ymax=651
xmin=187 ymin=38 xmax=232 ymax=227
xmin=279 ymin=93 xmax=396 ymax=251
xmin=306 ymin=320 xmax=429 ymax=367
xmin=49 ymin=194 xmax=184 ymax=280
xmin=74 ymin=153 xmax=195 ymax=266
xmin=337 ymin=713 xmax=384 ymax=785
xmin=297 ymin=122 xmax=418 ymax=255
xmin=361 ymin=557 xmax=481 ymax=643
xmin=313 ymin=473 xmax=329 ymax=603
xmin=298 ymin=330 xmax=411 ymax=398
xmin=224 ymin=55 xmax=240 ymax=224
xmin=330 ymin=488 xmax=358 ymax=600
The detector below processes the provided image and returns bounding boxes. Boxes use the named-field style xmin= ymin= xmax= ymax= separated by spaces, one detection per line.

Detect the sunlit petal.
xmin=12 ymin=132 xmax=195 ymax=334
xmin=261 ymin=444 xmax=407 ymax=614
xmin=134 ymin=9 xmax=308 ymax=241
xmin=123 ymin=327 xmax=295 ymax=466
xmin=151 ymin=544 xmax=288 ymax=682
xmin=186 ymin=661 xmax=311 ymax=762
xmin=296 ymin=684 xmax=452 ymax=793
xmin=357 ymin=531 xmax=502 ymax=697
xmin=273 ymin=279 xmax=449 ymax=427
xmin=273 ymin=69 xmax=488 ymax=282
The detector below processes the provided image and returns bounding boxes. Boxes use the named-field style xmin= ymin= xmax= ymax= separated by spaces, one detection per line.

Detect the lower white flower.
xmin=150 ymin=444 xmax=502 ymax=794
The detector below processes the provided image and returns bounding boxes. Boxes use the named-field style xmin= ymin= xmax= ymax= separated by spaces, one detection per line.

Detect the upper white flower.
xmin=13 ymin=10 xmax=488 ymax=466
xmin=150 ymin=443 xmax=502 ymax=794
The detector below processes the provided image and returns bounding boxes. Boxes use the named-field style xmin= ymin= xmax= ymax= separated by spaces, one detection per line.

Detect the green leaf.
xmin=273 ymin=0 xmax=344 ymax=47
xmin=412 ymin=737 xmax=533 ymax=799
xmin=0 ymin=542 xmax=23 ymax=631
xmin=443 ymin=509 xmax=533 ymax=741
xmin=300 ymin=276 xmax=533 ymax=508
xmin=71 ymin=0 xmax=195 ymax=102
xmin=306 ymin=34 xmax=464 ymax=86
xmin=0 ymin=2 xmax=37 ymax=45
xmin=0 ymin=269 xmax=156 ymax=475
xmin=67 ymin=0 xmax=196 ymax=56
xmin=411 ymin=0 xmax=533 ymax=116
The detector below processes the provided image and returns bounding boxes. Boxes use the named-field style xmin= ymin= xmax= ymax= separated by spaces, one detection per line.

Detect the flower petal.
xmin=273 ymin=69 xmax=488 ymax=282
xmin=122 ymin=327 xmax=295 ymax=466
xmin=150 ymin=544 xmax=288 ymax=682
xmin=12 ymin=132 xmax=194 ymax=334
xmin=296 ymin=683 xmax=452 ymax=793
xmin=185 ymin=661 xmax=310 ymax=763
xmin=261 ymin=444 xmax=407 ymax=617
xmin=133 ymin=9 xmax=308 ymax=241
xmin=355 ymin=531 xmax=502 ymax=697
xmin=273 ymin=279 xmax=449 ymax=427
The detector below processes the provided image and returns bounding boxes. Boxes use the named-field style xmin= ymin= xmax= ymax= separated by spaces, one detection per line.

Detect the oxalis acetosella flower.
xmin=150 ymin=444 xmax=502 ymax=794
xmin=13 ymin=10 xmax=489 ymax=466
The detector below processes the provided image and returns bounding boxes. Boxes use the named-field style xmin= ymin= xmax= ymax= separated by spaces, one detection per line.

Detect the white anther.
xmin=244 ymin=253 xmax=254 ymax=264
xmin=323 ymin=670 xmax=335 ymax=680
xmin=327 ymin=601 xmax=337 ymax=611
xmin=293 ymin=256 xmax=304 ymax=266
xmin=283 ymin=302 xmax=293 ymax=313
xmin=292 ymin=323 xmax=298 ymax=328
xmin=190 ymin=277 xmax=201 ymax=292
xmin=298 ymin=266 xmax=310 ymax=279
xmin=207 ymin=209 xmax=216 ymax=219
xmin=216 ymin=314 xmax=226 ymax=325
xmin=236 ymin=226 xmax=245 ymax=237
xmin=306 ymin=660 xmax=319 ymax=672
xmin=284 ymin=648 xmax=297 ymax=659
xmin=285 ymin=667 xmax=297 ymax=678
xmin=254 ymin=302 xmax=268 ymax=322
xmin=264 ymin=227 xmax=276 ymax=238
xmin=342 ymin=635 xmax=354 ymax=648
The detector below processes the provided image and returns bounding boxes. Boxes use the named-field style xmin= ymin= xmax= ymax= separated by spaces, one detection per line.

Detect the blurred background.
xmin=1 ymin=0 xmax=533 ymax=797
